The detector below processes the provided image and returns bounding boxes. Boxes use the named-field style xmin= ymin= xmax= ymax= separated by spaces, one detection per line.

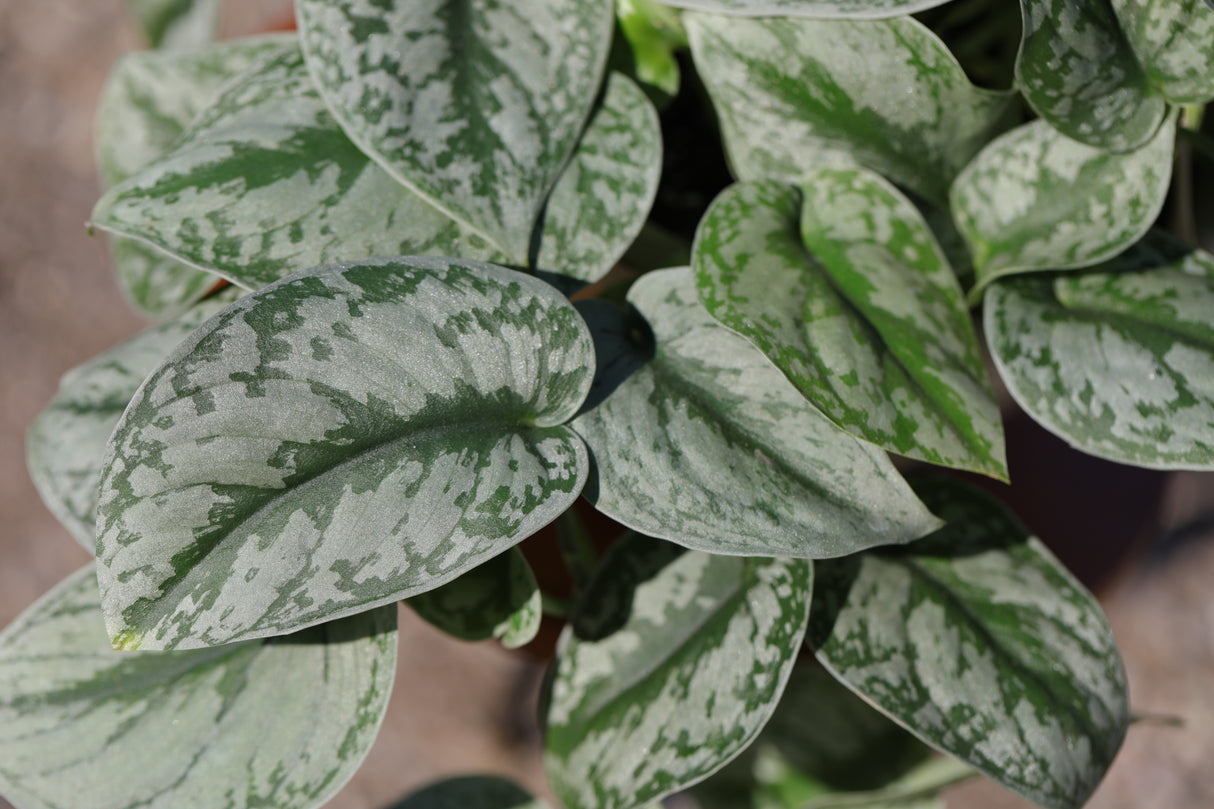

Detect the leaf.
xmin=951 ymin=115 xmax=1176 ymax=299
xmin=648 ymin=0 xmax=953 ymax=19
xmin=810 ymin=478 xmax=1128 ymax=809
xmin=383 ymin=776 xmax=548 ymax=809
xmin=535 ymin=72 xmax=663 ymax=284
xmin=797 ymin=758 xmax=975 ymax=809
xmin=96 ymin=257 xmax=593 ymax=651
xmin=1015 ymin=0 xmax=1166 ymax=151
xmin=406 ymin=547 xmax=541 ymax=649
xmin=985 ymin=233 xmax=1214 ymax=469
xmin=124 ymin=0 xmax=221 ymax=49
xmin=613 ymin=0 xmax=686 ymax=103
xmin=1111 ymin=0 xmax=1214 ymax=103
xmin=26 ymin=291 xmax=240 ymax=552
xmin=572 ymin=268 xmax=941 ymax=558
xmin=95 ymin=35 xmax=295 ymax=315
xmin=544 ymin=533 xmax=812 ymax=809
xmin=693 ymin=176 xmax=1007 ymax=478
xmin=0 ymin=565 xmax=396 ymax=809
xmin=686 ymin=14 xmax=1015 ymax=206
xmin=295 ymin=0 xmax=614 ymax=262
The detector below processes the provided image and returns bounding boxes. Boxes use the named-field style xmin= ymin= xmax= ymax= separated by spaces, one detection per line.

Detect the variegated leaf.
xmin=535 ymin=72 xmax=663 ymax=284
xmin=951 ymin=116 xmax=1176 ymax=298
xmin=649 ymin=0 xmax=952 ymax=19
xmin=985 ymin=234 xmax=1214 ymax=469
xmin=0 ymin=565 xmax=396 ymax=809
xmin=572 ymin=268 xmax=941 ymax=558
xmin=124 ymin=0 xmax=221 ymax=50
xmin=694 ymin=176 xmax=1007 ymax=478
xmin=686 ymin=14 xmax=1014 ymax=206
xmin=295 ymin=0 xmax=614 ymax=262
xmin=96 ymin=35 xmax=295 ymax=315
xmin=96 ymin=257 xmax=593 ymax=650
xmin=385 ymin=777 xmax=548 ymax=809
xmin=406 ymin=546 xmax=541 ymax=649
xmin=1015 ymin=0 xmax=1166 ymax=151
xmin=26 ymin=291 xmax=240 ymax=551
xmin=545 ymin=534 xmax=812 ymax=809
xmin=1111 ymin=0 xmax=1214 ymax=103
xmin=810 ymin=478 xmax=1127 ymax=809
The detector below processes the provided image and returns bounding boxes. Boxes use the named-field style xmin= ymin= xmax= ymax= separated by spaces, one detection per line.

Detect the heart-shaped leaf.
xmin=985 ymin=233 xmax=1214 ymax=469
xmin=0 ymin=565 xmax=396 ymax=809
xmin=384 ymin=777 xmax=549 ymax=809
xmin=1015 ymin=0 xmax=1166 ymax=151
xmin=810 ymin=478 xmax=1128 ymax=809
xmin=650 ymin=0 xmax=952 ymax=19
xmin=572 ymin=268 xmax=940 ymax=558
xmin=295 ymin=0 xmax=614 ymax=262
xmin=687 ymin=14 xmax=1014 ymax=205
xmin=545 ymin=533 xmax=812 ymax=809
xmin=1111 ymin=0 xmax=1214 ymax=103
xmin=124 ymin=0 xmax=220 ymax=49
xmin=406 ymin=547 xmax=541 ymax=649
xmin=951 ymin=115 xmax=1176 ymax=298
xmin=27 ymin=292 xmax=240 ymax=551
xmin=97 ymin=257 xmax=593 ymax=650
xmin=694 ymin=176 xmax=1007 ymax=477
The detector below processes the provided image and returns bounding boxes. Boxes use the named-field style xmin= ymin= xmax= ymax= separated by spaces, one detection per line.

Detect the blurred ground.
xmin=0 ymin=3 xmax=1211 ymax=809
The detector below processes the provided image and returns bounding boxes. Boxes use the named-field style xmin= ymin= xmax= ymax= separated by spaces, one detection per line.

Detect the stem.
xmin=796 ymin=757 xmax=977 ymax=809
xmin=556 ymin=507 xmax=598 ymax=595
xmin=541 ymin=591 xmax=574 ymax=619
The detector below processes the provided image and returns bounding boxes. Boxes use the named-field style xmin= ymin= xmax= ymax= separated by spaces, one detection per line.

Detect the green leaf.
xmin=951 ymin=115 xmax=1176 ymax=299
xmin=545 ymin=534 xmax=812 ymax=809
xmin=96 ymin=257 xmax=593 ymax=650
xmin=384 ymin=776 xmax=548 ymax=809
xmin=572 ymin=268 xmax=941 ymax=558
xmin=124 ymin=0 xmax=220 ymax=49
xmin=810 ymin=478 xmax=1128 ymax=809
xmin=686 ymin=13 xmax=1014 ymax=205
xmin=694 ymin=176 xmax=1007 ymax=478
xmin=797 ymin=758 xmax=975 ymax=809
xmin=26 ymin=291 xmax=240 ymax=552
xmin=295 ymin=0 xmax=614 ymax=262
xmin=1015 ymin=0 xmax=1166 ymax=151
xmin=406 ymin=547 xmax=541 ymax=649
xmin=0 ymin=565 xmax=396 ymax=809
xmin=985 ymin=234 xmax=1214 ymax=469
xmin=649 ymin=0 xmax=953 ymax=19
xmin=613 ymin=0 xmax=686 ymax=103
xmin=1111 ymin=0 xmax=1214 ymax=103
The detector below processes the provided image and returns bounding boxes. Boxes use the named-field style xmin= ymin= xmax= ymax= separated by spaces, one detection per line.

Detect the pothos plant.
xmin=6 ymin=0 xmax=1214 ymax=808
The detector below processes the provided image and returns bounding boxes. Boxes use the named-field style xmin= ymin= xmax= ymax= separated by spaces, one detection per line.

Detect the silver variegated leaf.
xmin=951 ymin=116 xmax=1176 ymax=298
xmin=686 ymin=13 xmax=1014 ymax=206
xmin=545 ymin=534 xmax=812 ymax=809
xmin=810 ymin=478 xmax=1127 ymax=809
xmin=406 ymin=546 xmax=541 ymax=649
xmin=651 ymin=0 xmax=952 ymax=19
xmin=0 ymin=565 xmax=396 ymax=809
xmin=385 ymin=777 xmax=549 ymax=809
xmin=124 ymin=0 xmax=220 ymax=49
xmin=1111 ymin=0 xmax=1214 ymax=103
xmin=296 ymin=0 xmax=614 ymax=262
xmin=1015 ymin=0 xmax=1166 ymax=151
xmin=26 ymin=291 xmax=240 ymax=551
xmin=572 ymin=267 xmax=941 ymax=558
xmin=96 ymin=257 xmax=593 ymax=650
xmin=985 ymin=234 xmax=1214 ymax=469
xmin=694 ymin=176 xmax=1007 ymax=478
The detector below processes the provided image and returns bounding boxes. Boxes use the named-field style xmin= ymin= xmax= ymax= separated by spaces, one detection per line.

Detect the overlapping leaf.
xmin=652 ymin=0 xmax=952 ymax=19
xmin=385 ymin=777 xmax=548 ymax=809
xmin=986 ymin=234 xmax=1214 ymax=469
xmin=952 ymin=116 xmax=1176 ymax=298
xmin=1015 ymin=0 xmax=1166 ymax=151
xmin=96 ymin=257 xmax=593 ymax=650
xmin=572 ymin=268 xmax=940 ymax=558
xmin=545 ymin=533 xmax=812 ymax=809
xmin=694 ymin=176 xmax=1007 ymax=477
xmin=686 ymin=13 xmax=1014 ymax=205
xmin=0 ymin=565 xmax=396 ymax=809
xmin=810 ymin=479 xmax=1127 ymax=809
xmin=26 ymin=292 xmax=239 ymax=551
xmin=296 ymin=0 xmax=614 ymax=262
xmin=124 ymin=0 xmax=221 ymax=49
xmin=1111 ymin=0 xmax=1214 ymax=103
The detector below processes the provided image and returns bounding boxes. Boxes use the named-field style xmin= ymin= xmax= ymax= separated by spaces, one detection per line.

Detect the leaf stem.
xmin=556 ymin=507 xmax=598 ymax=595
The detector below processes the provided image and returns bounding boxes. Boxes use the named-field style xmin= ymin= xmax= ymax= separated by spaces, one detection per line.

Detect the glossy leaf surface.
xmin=27 ymin=292 xmax=238 ymax=551
xmin=296 ymin=0 xmax=614 ymax=261
xmin=545 ymin=534 xmax=811 ymax=809
xmin=986 ymin=236 xmax=1214 ymax=469
xmin=952 ymin=116 xmax=1175 ymax=296
xmin=97 ymin=258 xmax=593 ymax=650
xmin=124 ymin=0 xmax=220 ymax=49
xmin=653 ymin=0 xmax=952 ymax=19
xmin=385 ymin=777 xmax=548 ymax=809
xmin=572 ymin=268 xmax=940 ymax=557
xmin=1112 ymin=0 xmax=1214 ymax=103
xmin=0 ymin=565 xmax=396 ymax=809
xmin=694 ymin=177 xmax=1006 ymax=477
xmin=810 ymin=479 xmax=1127 ymax=809
xmin=406 ymin=547 xmax=541 ymax=649
xmin=1015 ymin=0 xmax=1165 ymax=150
xmin=687 ymin=14 xmax=1013 ymax=205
